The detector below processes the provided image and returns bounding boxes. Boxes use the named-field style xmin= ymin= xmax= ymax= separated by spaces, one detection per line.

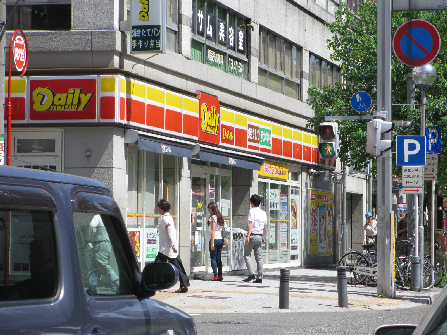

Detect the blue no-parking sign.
xmin=426 ymin=125 xmax=441 ymax=154
xmin=396 ymin=136 xmax=426 ymax=166
xmin=393 ymin=20 xmax=440 ymax=67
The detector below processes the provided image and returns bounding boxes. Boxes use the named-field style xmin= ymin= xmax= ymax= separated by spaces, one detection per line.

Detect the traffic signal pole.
xmin=377 ymin=0 xmax=395 ymax=298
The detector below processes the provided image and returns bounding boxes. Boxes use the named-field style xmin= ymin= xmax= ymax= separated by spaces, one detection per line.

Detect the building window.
xmin=258 ymin=28 xmax=302 ymax=100
xmin=6 ymin=1 xmax=71 ymax=31
xmin=166 ymin=0 xmax=178 ymax=52
xmin=191 ymin=0 xmax=248 ymax=79
xmin=347 ymin=0 xmax=366 ymax=13
xmin=309 ymin=54 xmax=340 ymax=89
xmin=313 ymin=0 xmax=339 ymax=14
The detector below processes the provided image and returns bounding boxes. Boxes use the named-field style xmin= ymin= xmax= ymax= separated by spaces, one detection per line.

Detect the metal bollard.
xmin=410 ymin=256 xmax=421 ymax=291
xmin=337 ymin=266 xmax=348 ymax=308
xmin=279 ymin=268 xmax=289 ymax=309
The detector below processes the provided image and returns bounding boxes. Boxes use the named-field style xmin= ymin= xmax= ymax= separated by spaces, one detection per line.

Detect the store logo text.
xmin=32 ymin=87 xmax=93 ymax=112
xmin=222 ymin=127 xmax=233 ymax=141
xmin=139 ymin=0 xmax=149 ymax=21
xmin=201 ymin=102 xmax=219 ymax=135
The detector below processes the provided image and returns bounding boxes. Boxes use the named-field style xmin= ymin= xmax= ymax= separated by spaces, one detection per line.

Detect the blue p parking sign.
xmin=396 ymin=136 xmax=426 ymax=166
xmin=426 ymin=126 xmax=441 ymax=154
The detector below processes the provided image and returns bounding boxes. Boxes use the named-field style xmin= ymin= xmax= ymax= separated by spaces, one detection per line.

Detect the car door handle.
xmin=87 ymin=327 xmax=107 ymax=335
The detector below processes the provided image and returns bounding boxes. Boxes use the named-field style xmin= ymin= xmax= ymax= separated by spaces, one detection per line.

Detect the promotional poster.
xmin=309 ymin=190 xmax=333 ymax=254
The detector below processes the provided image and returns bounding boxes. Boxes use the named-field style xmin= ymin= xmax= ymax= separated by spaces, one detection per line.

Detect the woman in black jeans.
xmin=208 ymin=202 xmax=225 ymax=281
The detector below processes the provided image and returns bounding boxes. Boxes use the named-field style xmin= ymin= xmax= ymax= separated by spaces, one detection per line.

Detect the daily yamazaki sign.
xmin=198 ymin=92 xmax=220 ymax=145
xmin=30 ymin=78 xmax=96 ymax=120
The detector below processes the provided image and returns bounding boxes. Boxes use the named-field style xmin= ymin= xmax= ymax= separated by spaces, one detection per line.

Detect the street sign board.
xmin=393 ymin=0 xmax=447 ymax=12
xmin=402 ymin=165 xmax=424 ymax=187
xmin=424 ymin=153 xmax=438 ymax=180
xmin=351 ymin=92 xmax=372 ymax=112
xmin=426 ymin=125 xmax=441 ymax=154
xmin=393 ymin=20 xmax=440 ymax=67
xmin=396 ymin=136 xmax=426 ymax=166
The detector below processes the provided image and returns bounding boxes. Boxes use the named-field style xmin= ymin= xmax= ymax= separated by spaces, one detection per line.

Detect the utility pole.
xmin=376 ymin=0 xmax=395 ymax=298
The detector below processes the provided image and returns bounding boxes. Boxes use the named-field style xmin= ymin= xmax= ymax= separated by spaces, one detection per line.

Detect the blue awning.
xmin=198 ymin=150 xmax=263 ymax=170
xmin=138 ymin=138 xmax=192 ymax=158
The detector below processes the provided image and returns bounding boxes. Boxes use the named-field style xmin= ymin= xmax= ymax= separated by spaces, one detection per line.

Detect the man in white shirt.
xmin=243 ymin=194 xmax=267 ymax=283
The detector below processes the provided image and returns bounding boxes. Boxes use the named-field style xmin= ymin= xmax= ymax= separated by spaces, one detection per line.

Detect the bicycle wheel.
xmin=433 ymin=259 xmax=445 ymax=287
xmin=395 ymin=257 xmax=411 ymax=290
xmin=338 ymin=251 xmax=370 ymax=284
xmin=423 ymin=260 xmax=435 ymax=289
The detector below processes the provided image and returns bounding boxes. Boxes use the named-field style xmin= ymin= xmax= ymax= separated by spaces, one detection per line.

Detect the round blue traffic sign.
xmin=393 ymin=20 xmax=440 ymax=67
xmin=350 ymin=91 xmax=371 ymax=112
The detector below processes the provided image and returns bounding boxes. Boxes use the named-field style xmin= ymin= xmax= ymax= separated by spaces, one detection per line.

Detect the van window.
xmin=0 ymin=210 xmax=58 ymax=301
xmin=73 ymin=213 xmax=134 ymax=296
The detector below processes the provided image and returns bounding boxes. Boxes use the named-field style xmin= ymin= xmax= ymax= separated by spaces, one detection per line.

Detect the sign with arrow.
xmin=424 ymin=153 xmax=438 ymax=180
xmin=402 ymin=165 xmax=424 ymax=194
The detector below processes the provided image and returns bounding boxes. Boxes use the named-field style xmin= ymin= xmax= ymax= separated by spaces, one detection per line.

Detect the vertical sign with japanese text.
xmin=131 ymin=0 xmax=165 ymax=53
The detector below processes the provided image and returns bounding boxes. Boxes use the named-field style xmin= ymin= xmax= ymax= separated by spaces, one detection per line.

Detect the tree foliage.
xmin=307 ymin=2 xmax=447 ymax=192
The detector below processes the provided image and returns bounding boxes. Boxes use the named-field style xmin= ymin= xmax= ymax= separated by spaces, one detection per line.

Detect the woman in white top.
xmin=155 ymin=199 xmax=190 ymax=293
xmin=208 ymin=202 xmax=225 ymax=281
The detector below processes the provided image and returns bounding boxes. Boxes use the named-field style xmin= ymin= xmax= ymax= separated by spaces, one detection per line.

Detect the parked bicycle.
xmin=395 ymin=240 xmax=434 ymax=290
xmin=338 ymin=244 xmax=377 ymax=285
xmin=424 ymin=254 xmax=445 ymax=287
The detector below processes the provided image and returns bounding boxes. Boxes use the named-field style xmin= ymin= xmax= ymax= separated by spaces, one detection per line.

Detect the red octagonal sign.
xmin=393 ymin=20 xmax=440 ymax=67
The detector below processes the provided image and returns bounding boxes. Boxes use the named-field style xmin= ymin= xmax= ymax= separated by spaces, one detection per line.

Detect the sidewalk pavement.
xmin=151 ymin=267 xmax=444 ymax=314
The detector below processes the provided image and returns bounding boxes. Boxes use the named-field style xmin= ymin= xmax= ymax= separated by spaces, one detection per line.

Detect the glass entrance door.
xmin=191 ymin=176 xmax=207 ymax=268
xmin=191 ymin=164 xmax=232 ymax=273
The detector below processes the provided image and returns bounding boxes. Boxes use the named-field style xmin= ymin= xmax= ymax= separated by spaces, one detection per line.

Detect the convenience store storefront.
xmin=6 ymin=74 xmax=328 ymax=272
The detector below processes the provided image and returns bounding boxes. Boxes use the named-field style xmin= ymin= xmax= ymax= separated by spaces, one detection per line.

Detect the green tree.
xmin=307 ymin=2 xmax=447 ymax=192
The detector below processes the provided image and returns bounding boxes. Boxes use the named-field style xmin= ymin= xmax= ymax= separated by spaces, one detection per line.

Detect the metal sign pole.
xmin=377 ymin=0 xmax=395 ymax=298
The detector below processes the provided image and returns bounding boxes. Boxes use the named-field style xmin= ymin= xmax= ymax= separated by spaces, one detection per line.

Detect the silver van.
xmin=0 ymin=166 xmax=196 ymax=334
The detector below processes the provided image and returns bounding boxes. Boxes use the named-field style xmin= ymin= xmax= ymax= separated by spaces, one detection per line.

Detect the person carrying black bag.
xmin=155 ymin=199 xmax=190 ymax=293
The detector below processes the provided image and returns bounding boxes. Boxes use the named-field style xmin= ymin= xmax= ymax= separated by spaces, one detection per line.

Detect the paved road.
xmin=192 ymin=307 xmax=430 ymax=334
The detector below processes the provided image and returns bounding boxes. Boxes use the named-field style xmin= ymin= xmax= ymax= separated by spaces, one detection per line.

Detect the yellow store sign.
xmin=259 ymin=162 xmax=288 ymax=180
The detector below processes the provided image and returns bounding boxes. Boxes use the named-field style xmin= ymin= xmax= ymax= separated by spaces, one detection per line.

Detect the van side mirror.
xmin=142 ymin=262 xmax=179 ymax=291
xmin=374 ymin=324 xmax=417 ymax=335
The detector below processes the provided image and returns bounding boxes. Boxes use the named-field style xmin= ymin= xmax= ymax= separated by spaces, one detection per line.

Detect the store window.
xmin=259 ymin=28 xmax=302 ymax=100
xmin=309 ymin=54 xmax=340 ymax=89
xmin=258 ymin=180 xmax=298 ymax=264
xmin=166 ymin=0 xmax=178 ymax=52
xmin=12 ymin=130 xmax=63 ymax=172
xmin=126 ymin=145 xmax=178 ymax=269
xmin=191 ymin=0 xmax=248 ymax=79
xmin=6 ymin=1 xmax=71 ymax=30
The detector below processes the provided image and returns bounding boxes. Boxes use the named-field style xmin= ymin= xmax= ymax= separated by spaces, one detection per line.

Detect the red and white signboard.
xmin=13 ymin=35 xmax=27 ymax=72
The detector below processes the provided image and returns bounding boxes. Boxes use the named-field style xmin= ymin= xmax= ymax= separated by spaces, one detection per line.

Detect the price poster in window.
xmin=269 ymin=189 xmax=280 ymax=211
xmin=145 ymin=228 xmax=158 ymax=261
xmin=309 ymin=190 xmax=333 ymax=254
xmin=128 ymin=229 xmax=141 ymax=257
